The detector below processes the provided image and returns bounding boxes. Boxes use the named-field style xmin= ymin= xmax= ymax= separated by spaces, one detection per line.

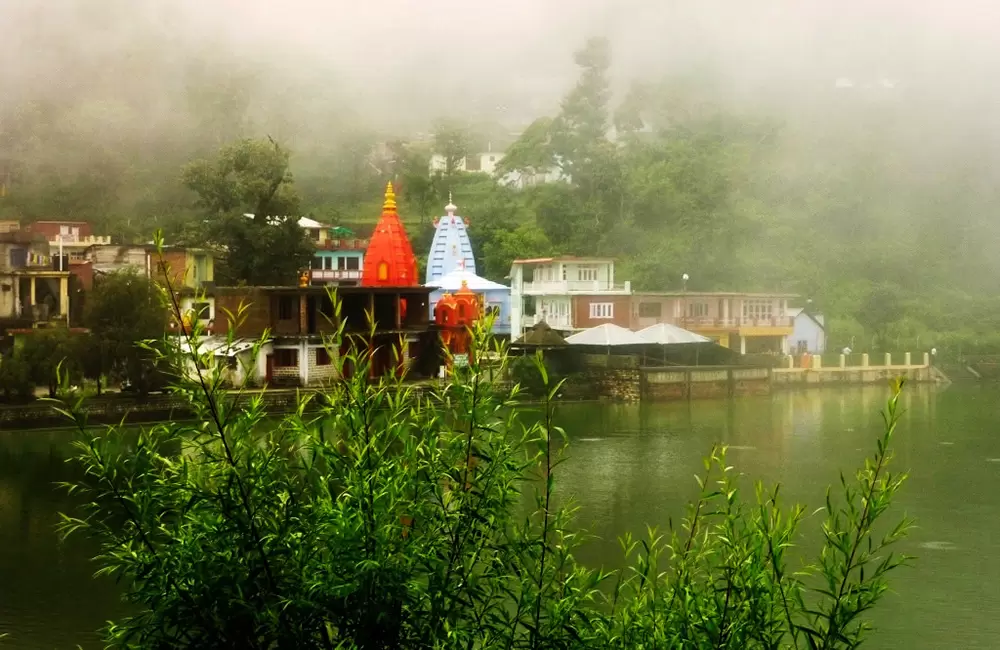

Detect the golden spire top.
xmin=383 ymin=181 xmax=397 ymax=212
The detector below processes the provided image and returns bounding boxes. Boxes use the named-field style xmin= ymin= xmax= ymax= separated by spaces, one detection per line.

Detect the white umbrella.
xmin=636 ymin=323 xmax=710 ymax=344
xmin=565 ymin=324 xmax=645 ymax=346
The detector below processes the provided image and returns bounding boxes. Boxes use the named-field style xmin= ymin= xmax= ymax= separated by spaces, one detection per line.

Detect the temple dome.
xmin=425 ymin=195 xmax=476 ymax=284
xmin=361 ymin=182 xmax=418 ymax=287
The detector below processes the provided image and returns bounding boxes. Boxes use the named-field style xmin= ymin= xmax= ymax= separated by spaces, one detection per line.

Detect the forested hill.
xmin=3 ymin=26 xmax=1000 ymax=356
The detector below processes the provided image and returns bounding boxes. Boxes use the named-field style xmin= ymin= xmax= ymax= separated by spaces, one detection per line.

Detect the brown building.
xmin=176 ymin=285 xmax=436 ymax=386
xmin=571 ymin=294 xmax=633 ymax=331
xmin=630 ymin=292 xmax=796 ymax=354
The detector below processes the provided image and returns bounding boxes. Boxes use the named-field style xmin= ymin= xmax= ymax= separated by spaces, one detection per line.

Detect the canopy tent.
xmin=425 ymin=268 xmax=509 ymax=292
xmin=636 ymin=323 xmax=710 ymax=345
xmin=565 ymin=323 xmax=646 ymax=347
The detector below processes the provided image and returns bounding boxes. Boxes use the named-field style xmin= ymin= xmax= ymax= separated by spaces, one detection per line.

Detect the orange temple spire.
xmin=361 ymin=182 xmax=418 ymax=287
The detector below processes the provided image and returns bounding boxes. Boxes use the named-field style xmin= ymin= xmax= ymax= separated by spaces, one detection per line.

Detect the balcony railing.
xmin=521 ymin=313 xmax=573 ymax=330
xmin=48 ymin=235 xmax=112 ymax=247
xmin=311 ymin=269 xmax=362 ymax=282
xmin=676 ymin=316 xmax=794 ymax=329
xmin=522 ymin=280 xmax=631 ymax=294
xmin=316 ymin=238 xmax=368 ymax=251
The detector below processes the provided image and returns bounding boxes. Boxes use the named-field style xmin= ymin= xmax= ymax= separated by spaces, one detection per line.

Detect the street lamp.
xmin=681 ymin=273 xmax=689 ymax=329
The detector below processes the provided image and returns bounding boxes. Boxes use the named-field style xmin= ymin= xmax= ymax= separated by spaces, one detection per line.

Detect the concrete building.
xmin=0 ymin=228 xmax=70 ymax=331
xmin=84 ymin=244 xmax=215 ymax=290
xmin=428 ymin=150 xmax=569 ymax=189
xmin=786 ymin=307 xmax=826 ymax=354
xmin=630 ymin=292 xmax=796 ymax=354
xmin=21 ymin=221 xmax=111 ymax=264
xmin=509 ymin=257 xmax=632 ymax=340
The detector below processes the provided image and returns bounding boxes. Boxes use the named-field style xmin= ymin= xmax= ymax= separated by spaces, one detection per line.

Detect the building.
xmin=300 ymin=218 xmax=367 ymax=287
xmin=0 ymin=229 xmax=70 ymax=331
xmin=83 ymin=244 xmax=215 ymax=290
xmin=21 ymin=220 xmax=111 ymax=264
xmin=630 ymin=292 xmax=797 ymax=354
xmin=428 ymin=269 xmax=511 ymax=337
xmin=428 ymin=149 xmax=568 ymax=189
xmin=786 ymin=307 xmax=826 ymax=354
xmin=181 ymin=284 xmax=436 ymax=387
xmin=509 ymin=257 xmax=632 ymax=340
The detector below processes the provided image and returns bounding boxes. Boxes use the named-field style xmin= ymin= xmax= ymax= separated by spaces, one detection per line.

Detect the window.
xmin=577 ymin=266 xmax=598 ymax=282
xmin=638 ymin=302 xmax=662 ymax=318
xmin=687 ymin=302 xmax=709 ymax=318
xmin=345 ymin=256 xmax=360 ymax=270
xmin=524 ymin=295 xmax=536 ymax=314
xmin=589 ymin=302 xmax=614 ymax=319
xmin=311 ymin=256 xmax=323 ymax=270
xmin=742 ymin=299 xmax=774 ymax=321
xmin=485 ymin=304 xmax=501 ymax=318
xmin=316 ymin=348 xmax=331 ymax=365
xmin=191 ymin=301 xmax=212 ymax=320
xmin=278 ymin=296 xmax=294 ymax=320
xmin=274 ymin=349 xmax=298 ymax=367
xmin=561 ymin=265 xmax=567 ymax=280
xmin=312 ymin=229 xmax=322 ymax=242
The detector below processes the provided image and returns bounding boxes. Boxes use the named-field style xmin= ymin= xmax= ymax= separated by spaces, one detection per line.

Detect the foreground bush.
xmin=56 ymin=301 xmax=912 ymax=649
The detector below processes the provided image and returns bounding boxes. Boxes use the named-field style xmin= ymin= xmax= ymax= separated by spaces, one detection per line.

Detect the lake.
xmin=1 ymin=383 xmax=998 ymax=648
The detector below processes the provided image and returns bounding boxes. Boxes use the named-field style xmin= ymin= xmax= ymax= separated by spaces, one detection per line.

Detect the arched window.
xmin=378 ymin=262 xmax=388 ymax=281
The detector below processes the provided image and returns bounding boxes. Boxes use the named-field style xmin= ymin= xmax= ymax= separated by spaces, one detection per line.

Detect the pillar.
xmin=812 ymin=355 xmax=822 ymax=369
xmin=786 ymin=355 xmax=794 ymax=369
xmin=739 ymin=336 xmax=746 ymax=355
xmin=722 ymin=299 xmax=729 ymax=323
xmin=904 ymin=352 xmax=912 ymax=366
xmin=861 ymin=353 xmax=869 ymax=367
xmin=839 ymin=354 xmax=846 ymax=369
xmin=923 ymin=352 xmax=930 ymax=366
xmin=59 ymin=276 xmax=68 ymax=320
xmin=884 ymin=353 xmax=892 ymax=367
xmin=780 ymin=336 xmax=789 ymax=355
xmin=29 ymin=277 xmax=36 ymax=306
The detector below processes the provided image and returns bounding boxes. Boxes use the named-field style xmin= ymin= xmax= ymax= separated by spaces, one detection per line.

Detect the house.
xmin=181 ymin=284 xmax=436 ymax=387
xmin=630 ymin=292 xmax=797 ymax=354
xmin=303 ymin=219 xmax=366 ymax=287
xmin=21 ymin=220 xmax=111 ymax=264
xmin=428 ymin=149 xmax=568 ymax=189
xmin=786 ymin=307 xmax=826 ymax=354
xmin=509 ymin=257 xmax=632 ymax=340
xmin=0 ymin=229 xmax=70 ymax=332
xmin=84 ymin=244 xmax=215 ymax=290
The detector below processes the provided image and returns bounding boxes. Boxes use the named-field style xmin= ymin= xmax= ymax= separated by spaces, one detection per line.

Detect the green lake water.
xmin=1 ymin=383 xmax=998 ymax=648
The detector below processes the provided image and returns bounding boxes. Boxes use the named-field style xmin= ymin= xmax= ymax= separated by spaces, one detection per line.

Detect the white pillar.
xmin=861 ymin=353 xmax=869 ymax=367
xmin=739 ymin=336 xmax=747 ymax=355
xmin=904 ymin=352 xmax=912 ymax=366
xmin=812 ymin=355 xmax=823 ymax=369
xmin=839 ymin=354 xmax=846 ymax=369
xmin=923 ymin=352 xmax=930 ymax=366
xmin=884 ymin=352 xmax=892 ymax=367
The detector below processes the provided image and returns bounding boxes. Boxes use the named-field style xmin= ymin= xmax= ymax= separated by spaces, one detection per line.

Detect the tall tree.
xmin=181 ymin=138 xmax=313 ymax=285
xmin=83 ymin=269 xmax=170 ymax=394
xmin=432 ymin=119 xmax=472 ymax=176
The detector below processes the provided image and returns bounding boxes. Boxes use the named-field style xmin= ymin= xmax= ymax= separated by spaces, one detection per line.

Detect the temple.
xmin=362 ymin=182 xmax=418 ymax=287
xmin=425 ymin=195 xmax=475 ymax=283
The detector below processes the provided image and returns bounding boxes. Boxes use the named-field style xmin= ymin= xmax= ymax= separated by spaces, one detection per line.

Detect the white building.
xmin=786 ymin=307 xmax=826 ymax=354
xmin=428 ymin=150 xmax=569 ymax=189
xmin=508 ymin=256 xmax=632 ymax=341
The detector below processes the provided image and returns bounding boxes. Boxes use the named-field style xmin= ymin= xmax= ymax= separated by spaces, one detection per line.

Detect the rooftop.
xmin=635 ymin=291 xmax=798 ymax=299
xmin=512 ymin=256 xmax=615 ymax=265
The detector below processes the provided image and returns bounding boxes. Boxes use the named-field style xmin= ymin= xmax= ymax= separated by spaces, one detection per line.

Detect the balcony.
xmin=522 ymin=280 xmax=631 ymax=295
xmin=311 ymin=269 xmax=362 ymax=283
xmin=49 ymin=235 xmax=112 ymax=247
xmin=317 ymin=238 xmax=368 ymax=251
xmin=521 ymin=313 xmax=573 ymax=330
xmin=677 ymin=316 xmax=794 ymax=329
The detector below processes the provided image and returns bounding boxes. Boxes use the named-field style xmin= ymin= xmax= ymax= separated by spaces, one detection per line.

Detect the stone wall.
xmin=772 ymin=365 xmax=933 ymax=387
xmin=642 ymin=366 xmax=771 ymax=401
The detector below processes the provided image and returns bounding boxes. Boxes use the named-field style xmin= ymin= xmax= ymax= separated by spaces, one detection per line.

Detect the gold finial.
xmin=383 ymin=181 xmax=397 ymax=212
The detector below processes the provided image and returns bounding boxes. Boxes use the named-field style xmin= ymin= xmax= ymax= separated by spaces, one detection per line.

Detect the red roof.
xmin=361 ymin=183 xmax=418 ymax=287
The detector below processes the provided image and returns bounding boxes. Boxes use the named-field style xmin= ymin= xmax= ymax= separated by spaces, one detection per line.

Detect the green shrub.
xmin=56 ymin=280 xmax=913 ymax=649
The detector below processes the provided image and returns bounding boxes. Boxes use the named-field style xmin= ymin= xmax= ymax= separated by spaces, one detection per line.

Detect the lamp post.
xmin=681 ymin=273 xmax=689 ymax=329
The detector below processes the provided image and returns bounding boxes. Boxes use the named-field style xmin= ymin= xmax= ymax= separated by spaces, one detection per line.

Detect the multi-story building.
xmin=84 ymin=244 xmax=215 ymax=290
xmin=21 ymin=220 xmax=111 ymax=264
xmin=0 ymin=228 xmax=70 ymax=331
xmin=509 ymin=256 xmax=632 ymax=340
xmin=297 ymin=218 xmax=366 ymax=287
xmin=630 ymin=292 xmax=797 ymax=354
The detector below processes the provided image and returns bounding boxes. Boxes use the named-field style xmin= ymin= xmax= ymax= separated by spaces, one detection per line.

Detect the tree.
xmin=182 ymin=138 xmax=313 ymax=285
xmin=83 ymin=269 xmax=170 ymax=394
xmin=60 ymin=312 xmax=913 ymax=649
xmin=857 ymin=284 xmax=905 ymax=351
xmin=18 ymin=329 xmax=84 ymax=398
xmin=0 ymin=352 xmax=33 ymax=402
xmin=432 ymin=119 xmax=472 ymax=176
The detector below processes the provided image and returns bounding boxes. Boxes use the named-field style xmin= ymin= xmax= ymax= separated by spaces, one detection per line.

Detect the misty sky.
xmin=4 ymin=0 xmax=1000 ymax=135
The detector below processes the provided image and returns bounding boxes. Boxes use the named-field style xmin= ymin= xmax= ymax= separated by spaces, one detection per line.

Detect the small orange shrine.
xmin=361 ymin=182 xmax=418 ymax=288
xmin=434 ymin=280 xmax=481 ymax=359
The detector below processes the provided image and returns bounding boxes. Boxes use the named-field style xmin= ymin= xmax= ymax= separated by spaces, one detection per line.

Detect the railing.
xmin=521 ymin=314 xmax=573 ymax=329
xmin=311 ymin=269 xmax=362 ymax=282
xmin=522 ymin=280 xmax=631 ymax=294
xmin=678 ymin=316 xmax=794 ymax=328
xmin=317 ymin=238 xmax=368 ymax=251
xmin=48 ymin=235 xmax=112 ymax=246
